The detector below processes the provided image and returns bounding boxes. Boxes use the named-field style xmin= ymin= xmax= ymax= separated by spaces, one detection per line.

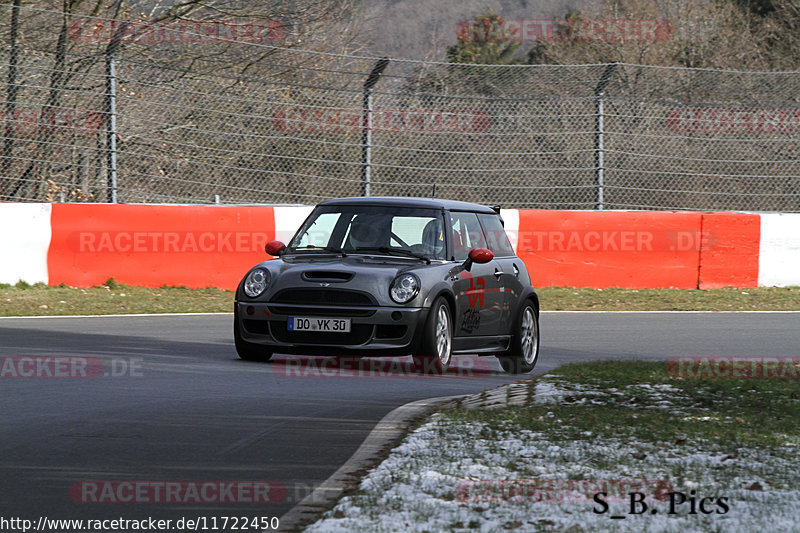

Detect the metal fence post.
xmin=104 ymin=47 xmax=118 ymax=203
xmin=361 ymin=87 xmax=372 ymax=197
xmin=361 ymin=58 xmax=389 ymax=197
xmin=594 ymin=62 xmax=618 ymax=210
xmin=594 ymin=91 xmax=605 ymax=210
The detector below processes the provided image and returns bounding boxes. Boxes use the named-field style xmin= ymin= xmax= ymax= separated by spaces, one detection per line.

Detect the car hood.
xmin=246 ymin=254 xmax=436 ymax=305
xmin=274 ymin=254 xmax=420 ymax=278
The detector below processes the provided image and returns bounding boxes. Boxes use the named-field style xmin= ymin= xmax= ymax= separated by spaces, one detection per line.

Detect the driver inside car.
xmin=345 ymin=213 xmax=391 ymax=250
xmin=420 ymin=218 xmax=444 ymax=258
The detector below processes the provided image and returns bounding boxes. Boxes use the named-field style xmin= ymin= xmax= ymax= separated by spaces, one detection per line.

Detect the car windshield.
xmin=288 ymin=205 xmax=446 ymax=260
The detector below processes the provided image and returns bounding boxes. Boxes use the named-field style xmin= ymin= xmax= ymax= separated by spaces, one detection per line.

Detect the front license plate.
xmin=288 ymin=317 xmax=351 ymax=333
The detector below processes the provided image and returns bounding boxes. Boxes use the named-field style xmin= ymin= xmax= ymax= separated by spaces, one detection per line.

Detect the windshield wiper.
xmin=353 ymin=246 xmax=430 ymax=264
xmin=289 ymin=245 xmax=347 ymax=257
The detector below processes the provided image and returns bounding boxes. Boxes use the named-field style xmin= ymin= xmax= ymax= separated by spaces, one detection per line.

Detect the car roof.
xmin=318 ymin=196 xmax=498 ymax=214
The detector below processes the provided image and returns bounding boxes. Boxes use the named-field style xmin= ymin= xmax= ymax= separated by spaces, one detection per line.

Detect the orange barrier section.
xmin=698 ymin=212 xmax=760 ymax=289
xmin=48 ymin=204 xmax=275 ymax=290
xmin=46 ymin=205 xmax=762 ymax=290
xmin=515 ymin=210 xmax=704 ymax=288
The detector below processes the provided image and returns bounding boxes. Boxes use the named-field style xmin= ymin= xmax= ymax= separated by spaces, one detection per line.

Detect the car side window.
xmin=449 ymin=212 xmax=487 ymax=261
xmin=478 ymin=214 xmax=515 ymax=257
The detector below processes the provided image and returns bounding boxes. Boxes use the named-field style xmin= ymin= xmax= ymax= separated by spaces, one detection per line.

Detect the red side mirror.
xmin=468 ymin=248 xmax=494 ymax=264
xmin=265 ymin=240 xmax=286 ymax=256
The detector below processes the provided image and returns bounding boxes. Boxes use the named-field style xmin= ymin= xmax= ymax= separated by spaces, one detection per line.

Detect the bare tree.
xmin=0 ymin=0 xmax=364 ymax=201
xmin=0 ymin=0 xmax=22 ymax=195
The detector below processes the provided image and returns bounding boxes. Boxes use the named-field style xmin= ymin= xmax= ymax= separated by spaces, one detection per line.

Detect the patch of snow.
xmin=306 ymin=378 xmax=800 ymax=533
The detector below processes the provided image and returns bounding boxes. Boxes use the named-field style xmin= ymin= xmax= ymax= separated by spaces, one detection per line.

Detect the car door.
xmin=478 ymin=213 xmax=522 ymax=331
xmin=449 ymin=211 xmax=504 ymax=337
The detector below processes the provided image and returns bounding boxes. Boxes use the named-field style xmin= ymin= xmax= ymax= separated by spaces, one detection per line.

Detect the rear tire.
xmin=498 ymin=302 xmax=539 ymax=374
xmin=234 ymin=307 xmax=273 ymax=362
xmin=412 ymin=297 xmax=452 ymax=375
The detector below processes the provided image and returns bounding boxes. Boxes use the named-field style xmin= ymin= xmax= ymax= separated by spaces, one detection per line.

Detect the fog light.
xmin=391 ymin=311 xmax=402 ymax=321
xmin=246 ymin=305 xmax=255 ymax=315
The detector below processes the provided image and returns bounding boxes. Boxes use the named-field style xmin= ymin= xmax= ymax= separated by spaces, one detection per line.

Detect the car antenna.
xmin=431 ymin=182 xmax=436 ymax=198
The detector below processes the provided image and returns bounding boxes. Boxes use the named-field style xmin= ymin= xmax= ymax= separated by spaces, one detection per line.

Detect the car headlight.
xmin=390 ymin=274 xmax=420 ymax=304
xmin=243 ymin=268 xmax=270 ymax=298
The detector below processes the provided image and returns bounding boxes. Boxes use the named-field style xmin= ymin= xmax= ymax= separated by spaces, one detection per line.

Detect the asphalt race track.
xmin=1 ymin=312 xmax=799 ymax=528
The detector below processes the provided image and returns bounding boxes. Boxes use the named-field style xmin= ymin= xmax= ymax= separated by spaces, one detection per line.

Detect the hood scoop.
xmin=302 ymin=271 xmax=353 ymax=282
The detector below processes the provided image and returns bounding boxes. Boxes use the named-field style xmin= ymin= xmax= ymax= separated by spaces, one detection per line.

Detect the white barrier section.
xmin=759 ymin=213 xmax=800 ymax=287
xmin=500 ymin=209 xmax=520 ymax=252
xmin=0 ymin=203 xmax=52 ymax=284
xmin=273 ymin=205 xmax=314 ymax=244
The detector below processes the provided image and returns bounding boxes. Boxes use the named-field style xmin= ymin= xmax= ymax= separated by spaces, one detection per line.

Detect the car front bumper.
xmin=236 ymin=301 xmax=429 ymax=356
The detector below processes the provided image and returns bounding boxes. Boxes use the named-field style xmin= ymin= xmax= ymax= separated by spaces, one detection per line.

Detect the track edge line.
xmin=276 ymin=394 xmax=465 ymax=533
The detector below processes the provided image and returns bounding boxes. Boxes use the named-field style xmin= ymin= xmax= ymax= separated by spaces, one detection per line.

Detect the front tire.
xmin=412 ymin=297 xmax=452 ymax=375
xmin=498 ymin=302 xmax=539 ymax=374
xmin=234 ymin=307 xmax=273 ymax=362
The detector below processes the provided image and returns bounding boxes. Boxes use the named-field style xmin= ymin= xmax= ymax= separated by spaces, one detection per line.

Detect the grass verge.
xmin=0 ymin=281 xmax=798 ymax=317
xmin=456 ymin=359 xmax=800 ymax=450
xmin=0 ymin=280 xmax=231 ymax=316
xmin=540 ymin=286 xmax=800 ymax=311
xmin=307 ymin=361 xmax=800 ymax=532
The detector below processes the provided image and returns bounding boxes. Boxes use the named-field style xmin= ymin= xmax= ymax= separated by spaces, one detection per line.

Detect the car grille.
xmin=267 ymin=305 xmax=375 ymax=317
xmin=269 ymin=321 xmax=374 ymax=345
xmin=270 ymin=289 xmax=375 ymax=306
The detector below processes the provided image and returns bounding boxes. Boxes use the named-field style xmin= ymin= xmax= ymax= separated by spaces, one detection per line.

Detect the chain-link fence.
xmin=2 ymin=5 xmax=800 ymax=210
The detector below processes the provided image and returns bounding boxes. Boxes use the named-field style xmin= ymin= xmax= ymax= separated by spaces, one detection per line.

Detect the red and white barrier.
xmin=1 ymin=204 xmax=798 ymax=289
xmin=758 ymin=213 xmax=800 ymax=287
xmin=274 ymin=205 xmax=313 ymax=244
xmin=0 ymin=203 xmax=52 ymax=285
